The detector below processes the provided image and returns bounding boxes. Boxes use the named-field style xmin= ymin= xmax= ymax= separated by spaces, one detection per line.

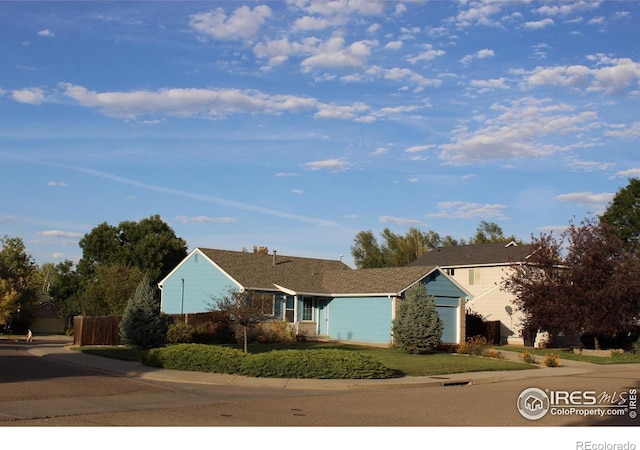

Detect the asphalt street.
xmin=1 ymin=334 xmax=638 ymax=447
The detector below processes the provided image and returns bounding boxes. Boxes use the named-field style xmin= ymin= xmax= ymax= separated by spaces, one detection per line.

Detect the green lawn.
xmin=75 ymin=342 xmax=535 ymax=377
xmin=500 ymin=346 xmax=640 ymax=365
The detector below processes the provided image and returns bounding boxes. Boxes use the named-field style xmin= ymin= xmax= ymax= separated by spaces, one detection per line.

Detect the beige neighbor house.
xmin=408 ymin=241 xmax=532 ymax=346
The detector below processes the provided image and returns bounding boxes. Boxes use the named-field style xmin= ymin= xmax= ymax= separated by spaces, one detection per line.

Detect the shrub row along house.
xmin=158 ymin=248 xmax=471 ymax=346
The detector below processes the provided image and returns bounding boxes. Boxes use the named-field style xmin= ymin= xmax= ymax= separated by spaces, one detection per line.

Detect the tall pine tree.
xmin=392 ymin=283 xmax=443 ymax=354
xmin=119 ymin=275 xmax=168 ymax=349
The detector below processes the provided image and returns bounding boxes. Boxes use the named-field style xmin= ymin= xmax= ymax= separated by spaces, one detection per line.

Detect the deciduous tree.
xmin=78 ymin=214 xmax=187 ymax=287
xmin=0 ymin=236 xmax=39 ymax=331
xmin=599 ymin=177 xmax=640 ymax=251
xmin=504 ymin=218 xmax=640 ymax=349
xmin=211 ymin=288 xmax=269 ymax=353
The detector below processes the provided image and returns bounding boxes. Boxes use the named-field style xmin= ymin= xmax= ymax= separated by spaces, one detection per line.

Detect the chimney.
xmin=273 ymin=250 xmax=277 ymax=266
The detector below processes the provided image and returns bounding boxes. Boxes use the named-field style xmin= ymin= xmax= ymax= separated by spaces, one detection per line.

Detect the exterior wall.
xmin=447 ymin=265 xmax=524 ymax=344
xmin=421 ymin=272 xmax=466 ymax=344
xmin=328 ymin=296 xmax=393 ymax=345
xmin=160 ymin=251 xmax=241 ymax=314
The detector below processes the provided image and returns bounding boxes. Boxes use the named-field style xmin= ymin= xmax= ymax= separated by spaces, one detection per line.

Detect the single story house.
xmin=408 ymin=241 xmax=532 ymax=345
xmin=158 ymin=248 xmax=471 ymax=346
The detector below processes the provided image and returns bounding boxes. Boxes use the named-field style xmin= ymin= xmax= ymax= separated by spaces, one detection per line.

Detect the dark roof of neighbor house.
xmin=407 ymin=241 xmax=532 ymax=267
xmin=197 ymin=248 xmax=442 ymax=296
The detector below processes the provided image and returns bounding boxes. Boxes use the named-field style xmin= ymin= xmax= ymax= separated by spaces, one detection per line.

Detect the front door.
xmin=317 ymin=298 xmax=329 ymax=335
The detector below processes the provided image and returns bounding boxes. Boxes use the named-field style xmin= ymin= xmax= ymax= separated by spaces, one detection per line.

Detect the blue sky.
xmin=1 ymin=0 xmax=639 ymax=268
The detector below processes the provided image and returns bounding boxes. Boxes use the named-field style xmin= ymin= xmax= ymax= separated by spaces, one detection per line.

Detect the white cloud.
xmin=553 ymin=192 xmax=613 ymax=206
xmin=189 ymin=5 xmax=271 ymax=41
xmin=523 ymin=18 xmax=554 ymax=30
xmin=302 ymin=158 xmax=349 ymax=172
xmin=385 ymin=40 xmax=403 ymax=50
xmin=616 ymin=168 xmax=640 ymax=178
xmin=461 ymin=48 xmax=495 ymax=66
xmin=37 ymin=29 xmax=54 ymax=37
xmin=440 ymin=97 xmax=599 ymax=164
xmin=536 ymin=2 xmax=601 ymax=16
xmin=426 ymin=201 xmax=508 ymax=220
xmin=47 ymin=181 xmax=68 ymax=187
xmin=292 ymin=0 xmax=385 ymax=18
xmin=604 ymin=122 xmax=640 ymax=139
xmin=520 ymin=56 xmax=640 ymax=96
xmin=314 ymin=102 xmax=369 ymax=120
xmin=11 ymin=87 xmax=46 ymax=105
xmin=59 ymin=83 xmax=325 ymax=120
xmin=405 ymin=145 xmax=434 ymax=153
xmin=176 ymin=215 xmax=237 ymax=224
xmin=293 ymin=15 xmax=332 ymax=31
xmin=468 ymin=77 xmax=510 ymax=93
xmin=406 ymin=46 xmax=446 ymax=64
xmin=379 ymin=215 xmax=422 ymax=225
xmin=366 ymin=65 xmax=442 ymax=87
xmin=292 ymin=189 xmax=304 ymax=195
xmin=300 ymin=36 xmax=375 ymax=72
xmin=454 ymin=2 xmax=503 ymax=27
xmin=38 ymin=230 xmax=83 ymax=238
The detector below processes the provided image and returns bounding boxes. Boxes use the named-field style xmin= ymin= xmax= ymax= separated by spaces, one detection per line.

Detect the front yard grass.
xmin=500 ymin=346 xmax=640 ymax=365
xmin=75 ymin=341 xmax=534 ymax=377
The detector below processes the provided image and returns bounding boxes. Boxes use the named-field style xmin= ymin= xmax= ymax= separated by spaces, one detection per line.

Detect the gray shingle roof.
xmin=198 ymin=248 xmax=351 ymax=292
xmin=317 ymin=265 xmax=438 ymax=295
xmin=407 ymin=241 xmax=532 ymax=267
xmin=198 ymin=248 xmax=438 ymax=296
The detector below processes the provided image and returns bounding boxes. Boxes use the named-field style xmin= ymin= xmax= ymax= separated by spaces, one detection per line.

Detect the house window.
xmin=252 ymin=293 xmax=274 ymax=315
xmin=302 ymin=297 xmax=313 ymax=321
xmin=445 ymin=268 xmax=455 ymax=276
xmin=468 ymin=269 xmax=480 ymax=285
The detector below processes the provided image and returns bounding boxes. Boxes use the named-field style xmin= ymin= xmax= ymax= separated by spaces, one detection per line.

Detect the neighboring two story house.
xmin=158 ymin=247 xmax=471 ymax=347
xmin=408 ymin=241 xmax=531 ymax=346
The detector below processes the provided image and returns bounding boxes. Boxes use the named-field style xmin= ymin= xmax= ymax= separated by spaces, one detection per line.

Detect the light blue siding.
xmin=160 ymin=252 xmax=239 ymax=314
xmin=423 ymin=271 xmax=467 ymax=298
xmin=437 ymin=306 xmax=458 ymax=343
xmin=328 ymin=296 xmax=393 ymax=344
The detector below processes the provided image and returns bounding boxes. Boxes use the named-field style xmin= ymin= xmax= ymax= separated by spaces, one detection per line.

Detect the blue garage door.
xmin=328 ymin=297 xmax=393 ymax=345
xmin=436 ymin=305 xmax=458 ymax=344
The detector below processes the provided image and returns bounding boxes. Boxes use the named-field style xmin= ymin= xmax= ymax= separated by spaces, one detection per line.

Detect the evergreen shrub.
xmin=167 ymin=322 xmax=196 ymax=344
xmin=143 ymin=343 xmax=246 ymax=373
xmin=238 ymin=349 xmax=395 ymax=379
xmin=392 ymin=283 xmax=443 ymax=354
xmin=119 ymin=275 xmax=168 ymax=349
xmin=141 ymin=345 xmax=395 ymax=379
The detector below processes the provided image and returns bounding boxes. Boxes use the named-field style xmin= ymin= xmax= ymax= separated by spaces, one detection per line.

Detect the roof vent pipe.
xmin=273 ymin=250 xmax=277 ymax=266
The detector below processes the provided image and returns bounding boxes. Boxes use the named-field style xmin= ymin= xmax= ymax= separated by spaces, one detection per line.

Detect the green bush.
xmin=238 ymin=349 xmax=395 ymax=379
xmin=167 ymin=323 xmax=196 ymax=344
xmin=143 ymin=344 xmax=246 ymax=373
xmin=392 ymin=283 xmax=443 ymax=354
xmin=141 ymin=345 xmax=395 ymax=379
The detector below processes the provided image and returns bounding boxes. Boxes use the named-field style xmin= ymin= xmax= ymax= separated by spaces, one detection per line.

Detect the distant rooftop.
xmin=407 ymin=241 xmax=532 ymax=267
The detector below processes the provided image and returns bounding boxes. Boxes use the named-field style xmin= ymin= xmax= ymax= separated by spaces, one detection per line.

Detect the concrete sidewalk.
xmin=11 ymin=334 xmax=597 ymax=391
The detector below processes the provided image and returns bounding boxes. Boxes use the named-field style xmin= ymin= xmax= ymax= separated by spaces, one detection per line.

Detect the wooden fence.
xmin=73 ymin=315 xmax=122 ymax=347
